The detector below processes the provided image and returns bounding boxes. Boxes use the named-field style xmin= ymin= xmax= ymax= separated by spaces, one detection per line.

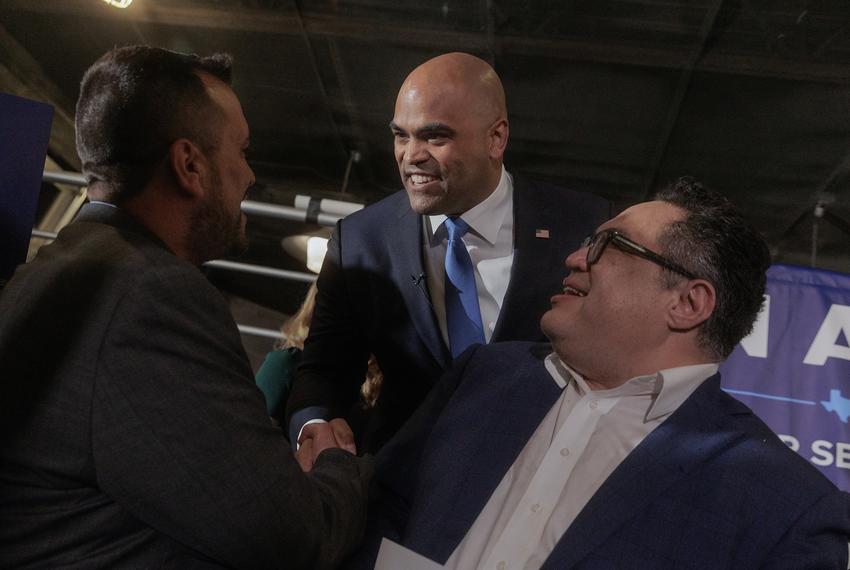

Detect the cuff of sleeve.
xmin=289 ymin=406 xmax=331 ymax=449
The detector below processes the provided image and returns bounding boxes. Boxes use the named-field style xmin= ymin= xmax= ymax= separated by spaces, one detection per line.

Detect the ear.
xmin=488 ymin=118 xmax=509 ymax=160
xmin=168 ymin=138 xmax=208 ymax=199
xmin=667 ymin=279 xmax=716 ymax=331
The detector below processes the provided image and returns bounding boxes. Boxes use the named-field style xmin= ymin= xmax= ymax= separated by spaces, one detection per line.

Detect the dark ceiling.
xmin=3 ymin=0 xmax=850 ymax=320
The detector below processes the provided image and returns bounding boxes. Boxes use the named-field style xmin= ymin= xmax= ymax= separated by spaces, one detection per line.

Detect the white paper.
xmin=375 ymin=538 xmax=444 ymax=570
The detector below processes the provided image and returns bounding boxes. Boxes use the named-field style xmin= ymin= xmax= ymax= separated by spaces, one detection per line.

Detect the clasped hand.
xmin=295 ymin=419 xmax=356 ymax=471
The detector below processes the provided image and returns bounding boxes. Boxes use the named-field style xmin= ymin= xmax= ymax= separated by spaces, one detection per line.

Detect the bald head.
xmin=399 ymin=53 xmax=506 ymax=125
xmin=391 ymin=53 xmax=510 ymax=215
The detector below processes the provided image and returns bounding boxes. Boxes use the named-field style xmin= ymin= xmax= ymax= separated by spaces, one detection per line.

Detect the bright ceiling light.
xmin=102 ymin=0 xmax=134 ymax=8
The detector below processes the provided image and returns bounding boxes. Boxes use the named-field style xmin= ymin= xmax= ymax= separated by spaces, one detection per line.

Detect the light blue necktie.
xmin=444 ymin=217 xmax=485 ymax=357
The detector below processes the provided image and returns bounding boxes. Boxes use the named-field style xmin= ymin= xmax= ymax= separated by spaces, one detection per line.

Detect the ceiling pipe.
xmin=42 ymin=170 xmax=348 ymax=228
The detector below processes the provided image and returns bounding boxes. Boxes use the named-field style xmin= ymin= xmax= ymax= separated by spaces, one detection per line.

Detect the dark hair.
xmin=75 ymin=45 xmax=232 ymax=203
xmin=655 ymin=177 xmax=771 ymax=360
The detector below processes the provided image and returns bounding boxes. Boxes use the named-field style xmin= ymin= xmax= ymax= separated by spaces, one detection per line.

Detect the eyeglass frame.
xmin=580 ymin=229 xmax=699 ymax=280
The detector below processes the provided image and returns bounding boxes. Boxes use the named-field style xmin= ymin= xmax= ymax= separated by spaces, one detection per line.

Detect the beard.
xmin=185 ymin=170 xmax=248 ymax=265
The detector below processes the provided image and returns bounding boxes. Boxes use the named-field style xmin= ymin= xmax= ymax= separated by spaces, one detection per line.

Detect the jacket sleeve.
xmin=91 ymin=263 xmax=371 ymax=570
xmin=760 ymin=489 xmax=850 ymax=569
xmin=286 ymin=222 xmax=369 ymax=426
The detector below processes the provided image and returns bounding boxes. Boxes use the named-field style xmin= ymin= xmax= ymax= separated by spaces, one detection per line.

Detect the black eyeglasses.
xmin=581 ymin=229 xmax=698 ymax=280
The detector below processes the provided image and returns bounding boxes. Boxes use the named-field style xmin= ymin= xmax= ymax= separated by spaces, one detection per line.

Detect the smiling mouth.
xmin=563 ymin=284 xmax=587 ymax=297
xmin=408 ymin=173 xmax=440 ymax=186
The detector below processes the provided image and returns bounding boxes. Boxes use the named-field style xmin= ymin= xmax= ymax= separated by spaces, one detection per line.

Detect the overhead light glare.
xmin=281 ymin=231 xmax=332 ymax=274
xmin=102 ymin=0 xmax=134 ymax=8
xmin=305 ymin=236 xmax=329 ymax=274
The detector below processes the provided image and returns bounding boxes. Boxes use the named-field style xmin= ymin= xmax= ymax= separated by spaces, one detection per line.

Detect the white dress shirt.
xmin=424 ymin=166 xmax=514 ymax=345
xmin=445 ymin=355 xmax=719 ymax=570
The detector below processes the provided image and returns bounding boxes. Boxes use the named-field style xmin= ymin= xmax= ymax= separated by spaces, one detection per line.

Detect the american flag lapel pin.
xmin=535 ymin=228 xmax=550 ymax=239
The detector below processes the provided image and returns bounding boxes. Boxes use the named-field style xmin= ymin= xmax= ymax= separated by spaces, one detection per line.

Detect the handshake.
xmin=295 ymin=418 xmax=357 ymax=471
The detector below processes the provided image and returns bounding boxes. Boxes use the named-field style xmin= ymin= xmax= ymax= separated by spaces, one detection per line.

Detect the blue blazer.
xmin=286 ymin=176 xmax=611 ymax=452
xmin=354 ymin=342 xmax=850 ymax=569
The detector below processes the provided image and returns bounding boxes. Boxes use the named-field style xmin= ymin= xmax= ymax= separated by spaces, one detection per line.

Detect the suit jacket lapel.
xmin=391 ymin=198 xmax=450 ymax=369
xmin=543 ymin=375 xmax=750 ymax=569
xmin=410 ymin=350 xmax=562 ymax=562
xmin=492 ymin=174 xmax=558 ymax=343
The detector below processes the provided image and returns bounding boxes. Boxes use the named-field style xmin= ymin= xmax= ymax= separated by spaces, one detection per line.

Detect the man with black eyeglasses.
xmin=347 ymin=176 xmax=850 ymax=569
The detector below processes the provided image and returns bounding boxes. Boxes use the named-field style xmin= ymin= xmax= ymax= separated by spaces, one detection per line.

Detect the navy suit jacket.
xmin=354 ymin=342 xmax=850 ymax=569
xmin=286 ymin=175 xmax=611 ymax=452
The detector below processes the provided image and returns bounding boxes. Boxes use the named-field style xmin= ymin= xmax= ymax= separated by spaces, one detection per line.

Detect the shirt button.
xmin=560 ymin=448 xmax=570 ymax=457
xmin=589 ymin=400 xmax=598 ymax=409
xmin=497 ymin=562 xmax=506 ymax=570
xmin=530 ymin=503 xmax=541 ymax=513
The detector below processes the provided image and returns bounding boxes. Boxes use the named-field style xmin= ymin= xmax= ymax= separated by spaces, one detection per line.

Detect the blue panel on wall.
xmin=0 ymin=92 xmax=54 ymax=281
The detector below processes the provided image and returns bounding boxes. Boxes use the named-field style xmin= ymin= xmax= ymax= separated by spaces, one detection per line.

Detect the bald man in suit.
xmin=288 ymin=53 xmax=611 ymax=464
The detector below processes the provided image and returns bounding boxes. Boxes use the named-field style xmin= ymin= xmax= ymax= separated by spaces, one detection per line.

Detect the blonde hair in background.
xmin=361 ymin=356 xmax=383 ymax=409
xmin=278 ymin=283 xmax=318 ymax=350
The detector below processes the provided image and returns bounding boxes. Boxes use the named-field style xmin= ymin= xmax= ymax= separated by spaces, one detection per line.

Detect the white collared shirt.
xmin=424 ymin=166 xmax=514 ymax=345
xmin=445 ymin=355 xmax=719 ymax=570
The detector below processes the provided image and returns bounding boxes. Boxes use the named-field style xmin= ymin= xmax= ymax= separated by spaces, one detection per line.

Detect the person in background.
xmin=255 ymin=283 xmax=318 ymax=426
xmin=0 ymin=45 xmax=370 ymax=569
xmin=287 ymin=52 xmax=612 ymax=466
xmin=350 ymin=177 xmax=850 ymax=569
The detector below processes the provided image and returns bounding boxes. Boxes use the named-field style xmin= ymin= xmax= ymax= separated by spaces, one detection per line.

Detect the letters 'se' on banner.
xmin=721 ymin=263 xmax=850 ymax=490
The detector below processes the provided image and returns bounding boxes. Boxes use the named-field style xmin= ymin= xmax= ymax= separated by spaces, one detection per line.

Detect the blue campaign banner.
xmin=720 ymin=263 xmax=850 ymax=490
xmin=0 ymin=92 xmax=54 ymax=281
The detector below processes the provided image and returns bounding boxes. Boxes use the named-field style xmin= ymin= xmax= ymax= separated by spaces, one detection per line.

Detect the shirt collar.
xmin=427 ymin=166 xmax=512 ymax=245
xmin=544 ymin=352 xmax=718 ymax=422
xmin=88 ymin=200 xmax=117 ymax=208
xmin=649 ymin=363 xmax=719 ymax=421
